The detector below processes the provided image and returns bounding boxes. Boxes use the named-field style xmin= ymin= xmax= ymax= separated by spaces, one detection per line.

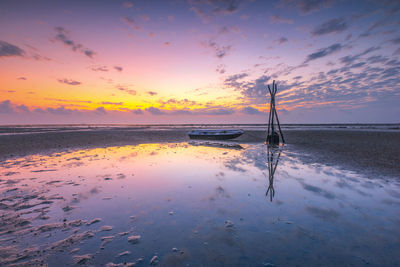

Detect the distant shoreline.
xmin=0 ymin=123 xmax=399 ymax=135
xmin=0 ymin=123 xmax=399 ymax=126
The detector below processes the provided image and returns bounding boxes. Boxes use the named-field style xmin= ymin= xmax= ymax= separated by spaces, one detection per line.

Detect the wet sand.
xmin=281 ymin=130 xmax=400 ymax=179
xmin=1 ymin=129 xmax=400 ymax=266
xmin=1 ymin=128 xmax=399 ymax=179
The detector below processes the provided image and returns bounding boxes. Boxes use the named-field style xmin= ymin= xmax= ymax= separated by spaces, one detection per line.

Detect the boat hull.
xmin=188 ymin=130 xmax=244 ymax=140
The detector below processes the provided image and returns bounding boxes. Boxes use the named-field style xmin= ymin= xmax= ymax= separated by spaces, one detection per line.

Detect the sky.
xmin=0 ymin=0 xmax=399 ymax=124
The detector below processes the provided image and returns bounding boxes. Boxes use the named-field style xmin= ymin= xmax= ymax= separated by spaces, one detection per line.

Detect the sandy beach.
xmin=1 ymin=127 xmax=399 ymax=179
xmin=3 ymin=0 xmax=400 ymax=265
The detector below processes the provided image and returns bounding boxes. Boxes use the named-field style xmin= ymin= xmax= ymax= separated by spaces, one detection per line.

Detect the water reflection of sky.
xmin=0 ymin=143 xmax=399 ymax=266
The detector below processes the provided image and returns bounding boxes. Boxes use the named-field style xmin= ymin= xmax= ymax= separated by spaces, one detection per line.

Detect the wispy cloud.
xmin=217 ymin=26 xmax=246 ymax=39
xmin=360 ymin=15 xmax=399 ymax=38
xmin=146 ymin=107 xmax=166 ymax=115
xmin=281 ymin=0 xmax=333 ymax=14
xmin=45 ymin=98 xmax=91 ymax=103
xmin=201 ymin=108 xmax=235 ymax=115
xmin=0 ymin=100 xmax=14 ymax=113
xmin=102 ymin=101 xmax=123 ymax=105
xmin=311 ymin=18 xmax=348 ymax=36
xmin=158 ymin=98 xmax=198 ymax=108
xmin=114 ymin=66 xmax=123 ymax=72
xmin=91 ymin=66 xmax=108 ymax=72
xmin=57 ymin=78 xmax=81 ymax=85
xmin=143 ymin=107 xmax=237 ymax=116
xmin=132 ymin=109 xmax=143 ymax=115
xmin=147 ymin=91 xmax=158 ymax=96
xmin=122 ymin=16 xmax=142 ymax=30
xmin=390 ymin=36 xmax=400 ymax=44
xmin=190 ymin=6 xmax=211 ymax=23
xmin=269 ymin=15 xmax=293 ymax=24
xmin=170 ymin=109 xmax=192 ymax=115
xmin=216 ymin=64 xmax=226 ymax=74
xmin=224 ymin=74 xmax=271 ymax=103
xmin=46 ymin=106 xmax=76 ymax=115
xmin=299 ymin=0 xmax=333 ymax=14
xmin=241 ymin=106 xmax=264 ymax=115
xmin=224 ymin=73 xmax=249 ymax=89
xmin=2 ymin=43 xmax=50 ymax=61
xmin=53 ymin=27 xmax=96 ymax=58
xmin=0 ymin=41 xmax=25 ymax=57
xmin=212 ymin=0 xmax=241 ymax=15
xmin=339 ymin=46 xmax=380 ymax=65
xmin=31 ymin=53 xmax=51 ymax=61
xmin=189 ymin=0 xmax=241 ymax=23
xmin=116 ymin=85 xmax=136 ymax=95
xmin=304 ymin=43 xmax=343 ymax=63
xmin=16 ymin=104 xmax=29 ymax=112
xmin=366 ymin=55 xmax=388 ymax=64
xmin=95 ymin=107 xmax=107 ymax=115
xmin=275 ymin=37 xmax=288 ymax=45
xmin=201 ymin=40 xmax=232 ymax=58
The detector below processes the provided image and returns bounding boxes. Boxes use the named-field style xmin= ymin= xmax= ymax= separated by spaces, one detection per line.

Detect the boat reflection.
xmin=188 ymin=141 xmax=244 ymax=150
xmin=265 ymin=146 xmax=282 ymax=201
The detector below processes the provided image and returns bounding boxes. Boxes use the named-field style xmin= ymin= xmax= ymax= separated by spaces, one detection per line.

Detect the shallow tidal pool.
xmin=0 ymin=142 xmax=399 ymax=266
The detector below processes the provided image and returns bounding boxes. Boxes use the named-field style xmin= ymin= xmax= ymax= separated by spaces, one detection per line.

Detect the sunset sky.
xmin=1 ymin=0 xmax=399 ymax=124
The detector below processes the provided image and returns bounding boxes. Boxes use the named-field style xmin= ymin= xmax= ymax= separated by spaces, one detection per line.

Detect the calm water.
xmin=0 ymin=142 xmax=399 ymax=266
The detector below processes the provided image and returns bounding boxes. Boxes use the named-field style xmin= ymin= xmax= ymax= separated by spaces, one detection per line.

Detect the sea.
xmin=0 ymin=123 xmax=399 ymax=135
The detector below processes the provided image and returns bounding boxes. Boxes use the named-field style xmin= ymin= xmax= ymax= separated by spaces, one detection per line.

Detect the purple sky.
xmin=0 ymin=0 xmax=399 ymax=124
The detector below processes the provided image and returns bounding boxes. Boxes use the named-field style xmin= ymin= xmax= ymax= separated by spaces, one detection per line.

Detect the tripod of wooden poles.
xmin=266 ymin=80 xmax=285 ymax=145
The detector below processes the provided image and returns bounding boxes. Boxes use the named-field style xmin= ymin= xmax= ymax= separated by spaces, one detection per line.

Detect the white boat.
xmin=188 ymin=129 xmax=244 ymax=140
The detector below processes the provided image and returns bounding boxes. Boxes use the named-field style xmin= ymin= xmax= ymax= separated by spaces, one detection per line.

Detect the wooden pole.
xmin=266 ymin=80 xmax=285 ymax=145
xmin=274 ymin=108 xmax=285 ymax=143
xmin=273 ymin=83 xmax=285 ymax=143
xmin=266 ymin=146 xmax=275 ymax=201
xmin=266 ymin=146 xmax=282 ymax=201
xmin=267 ymin=85 xmax=272 ymax=139
xmin=270 ymin=81 xmax=276 ymax=141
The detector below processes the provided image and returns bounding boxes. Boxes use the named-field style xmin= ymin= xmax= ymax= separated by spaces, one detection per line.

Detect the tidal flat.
xmin=0 ymin=141 xmax=399 ymax=266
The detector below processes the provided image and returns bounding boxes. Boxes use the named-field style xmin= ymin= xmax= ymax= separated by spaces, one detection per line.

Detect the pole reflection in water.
xmin=265 ymin=146 xmax=282 ymax=201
